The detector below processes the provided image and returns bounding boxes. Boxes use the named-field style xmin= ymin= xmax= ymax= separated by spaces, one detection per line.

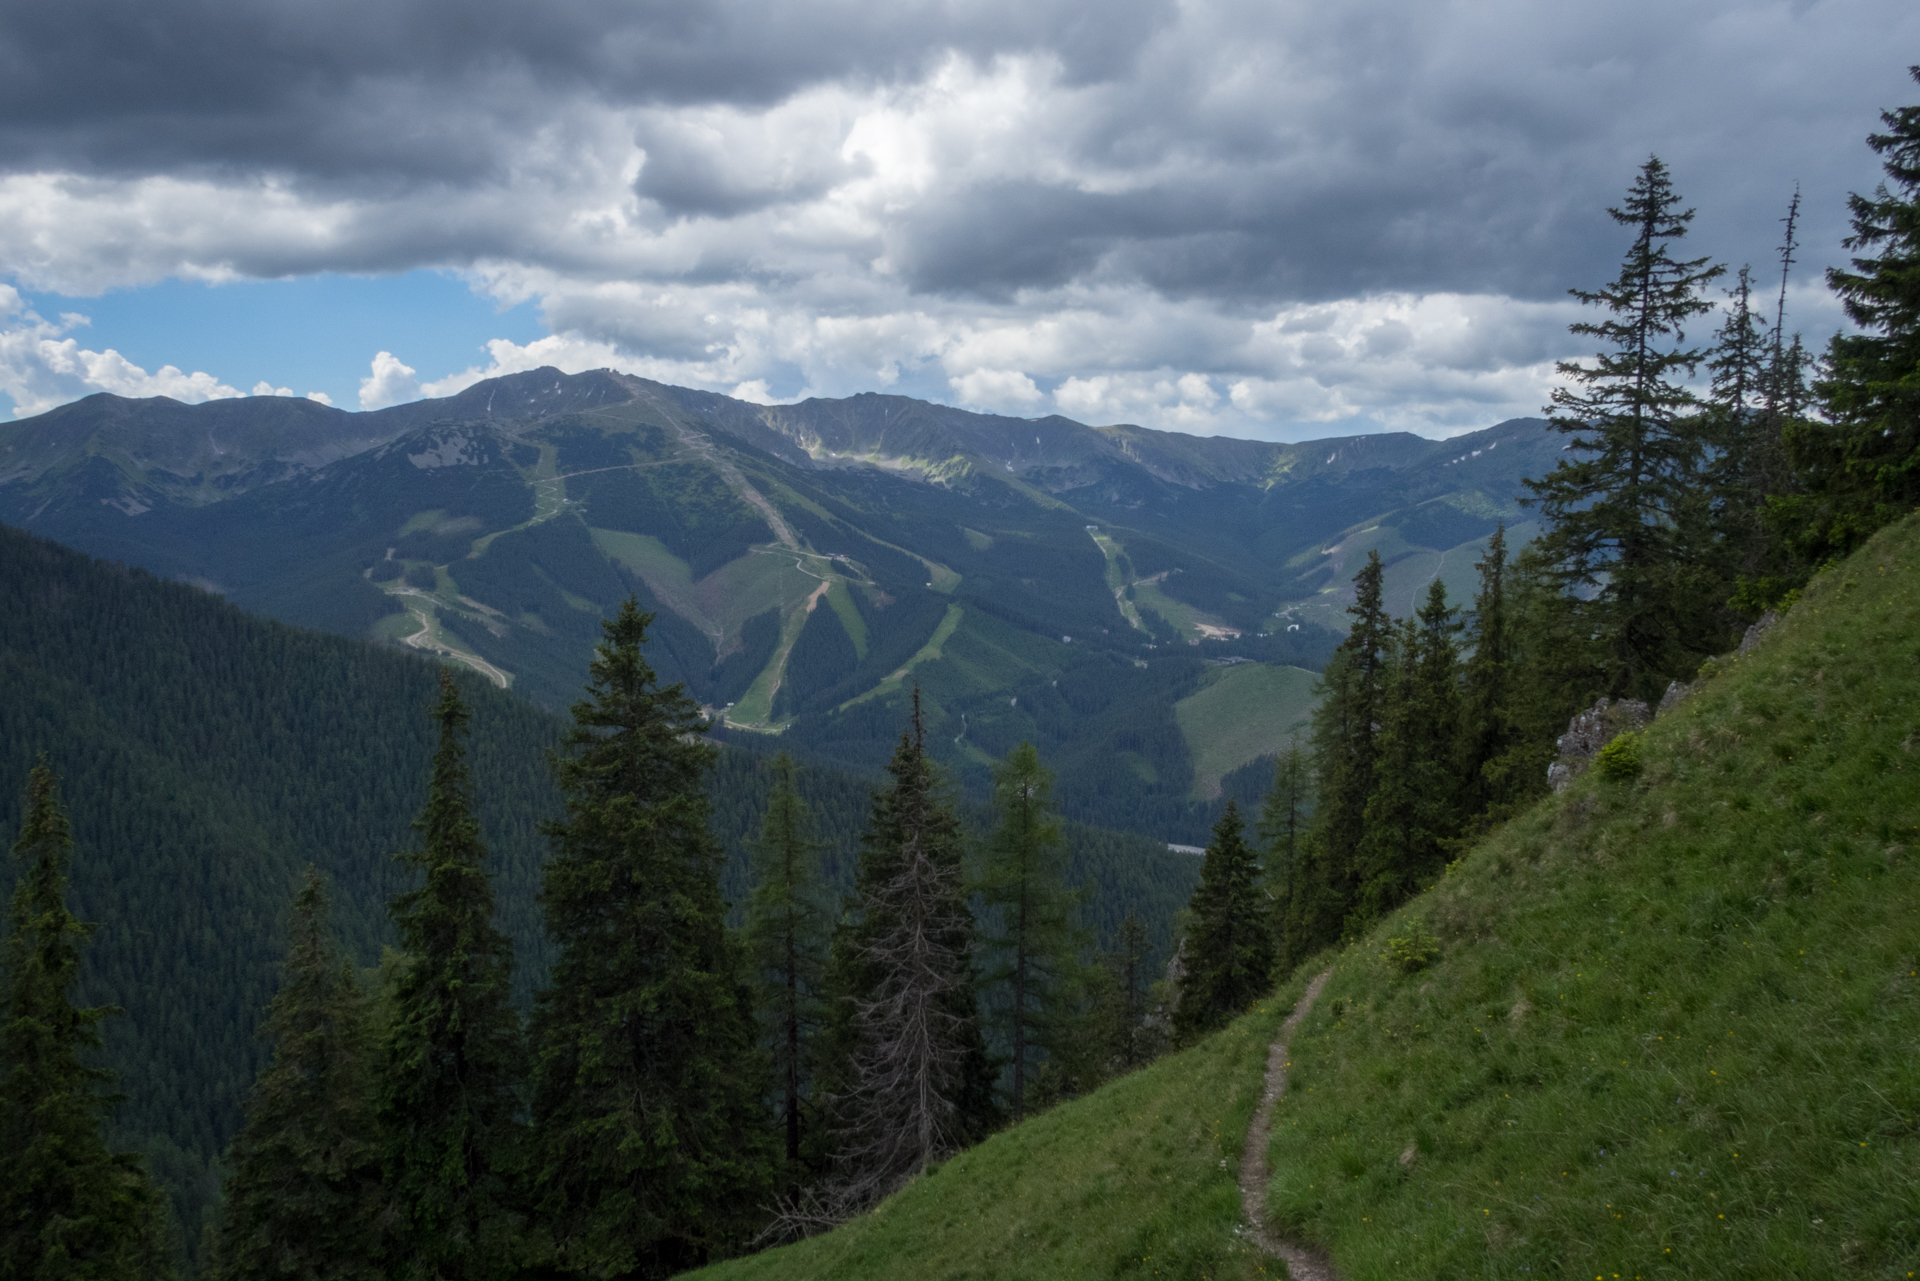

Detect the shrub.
xmin=1382 ymin=921 xmax=1439 ymax=974
xmin=1594 ymin=730 xmax=1644 ymax=782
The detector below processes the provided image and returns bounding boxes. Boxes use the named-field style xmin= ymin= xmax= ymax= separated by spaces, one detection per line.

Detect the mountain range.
xmin=0 ymin=368 xmax=1557 ymax=841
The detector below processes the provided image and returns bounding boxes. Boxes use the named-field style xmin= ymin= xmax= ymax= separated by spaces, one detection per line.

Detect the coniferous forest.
xmin=1174 ymin=76 xmax=1920 ymax=1041
xmin=3 ymin=65 xmax=1919 ymax=1281
xmin=0 ymin=522 xmax=1198 ymax=1275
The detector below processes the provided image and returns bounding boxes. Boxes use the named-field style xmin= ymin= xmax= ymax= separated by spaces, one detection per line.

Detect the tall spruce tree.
xmin=1526 ymin=155 xmax=1728 ymax=697
xmin=1711 ymin=201 xmax=1817 ymax=602
xmin=1355 ymin=580 xmax=1462 ymax=919
xmin=529 ymin=601 xmax=771 ymax=1277
xmin=1787 ymin=67 xmax=1920 ymax=561
xmin=827 ymin=691 xmax=997 ymax=1208
xmin=978 ymin=742 xmax=1084 ymax=1123
xmin=1458 ymin=526 xmax=1524 ymax=822
xmin=216 ymin=869 xmax=382 ymax=1281
xmin=1256 ymin=744 xmax=1312 ymax=964
xmin=379 ymin=672 xmax=524 ymax=1281
xmin=1 ymin=761 xmax=174 ymax=1281
xmin=1098 ymin=913 xmax=1155 ymax=1073
xmin=744 ymin=753 xmax=831 ymax=1178
xmin=1287 ymin=550 xmax=1389 ymax=962
xmin=1172 ymin=802 xmax=1273 ymax=1044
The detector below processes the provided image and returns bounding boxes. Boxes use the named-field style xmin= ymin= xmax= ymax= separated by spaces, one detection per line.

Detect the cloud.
xmin=0 ymin=0 xmax=1912 ymax=435
xmin=949 ymin=367 xmax=1044 ymax=412
xmin=306 ymin=390 xmax=335 ymax=406
xmin=359 ymin=350 xmax=421 ymax=410
xmin=0 ymin=287 xmax=249 ymax=416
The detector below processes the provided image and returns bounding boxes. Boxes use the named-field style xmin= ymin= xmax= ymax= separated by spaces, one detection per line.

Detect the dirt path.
xmin=1241 ymin=968 xmax=1342 ymax=1281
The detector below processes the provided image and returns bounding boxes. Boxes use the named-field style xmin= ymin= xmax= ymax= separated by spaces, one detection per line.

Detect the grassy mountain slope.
xmin=1263 ymin=513 xmax=1920 ymax=1278
xmin=1175 ymin=663 xmax=1319 ymax=800
xmin=690 ymin=987 xmax=1306 ymax=1281
xmin=678 ymin=514 xmax=1920 ymax=1281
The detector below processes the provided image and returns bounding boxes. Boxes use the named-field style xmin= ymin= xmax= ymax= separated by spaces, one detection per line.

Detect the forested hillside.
xmin=0 ymin=369 xmax=1559 ymax=842
xmin=0 ymin=521 xmax=1197 ymax=1258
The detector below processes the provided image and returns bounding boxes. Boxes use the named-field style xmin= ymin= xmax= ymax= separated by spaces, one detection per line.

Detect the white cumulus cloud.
xmin=0 ymin=287 xmax=247 ymax=417
xmin=358 ymin=350 xmax=421 ymax=410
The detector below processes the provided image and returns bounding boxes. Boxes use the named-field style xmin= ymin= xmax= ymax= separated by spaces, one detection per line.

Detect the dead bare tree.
xmin=835 ymin=820 xmax=970 ymax=1202
xmin=760 ymin=691 xmax=983 ymax=1241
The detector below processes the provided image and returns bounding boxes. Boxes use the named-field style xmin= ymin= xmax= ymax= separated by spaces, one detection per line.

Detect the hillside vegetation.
xmin=1 ymin=371 xmax=1566 ymax=842
xmin=0 ymin=522 xmax=1198 ymax=1260
xmin=691 ymin=983 xmax=1305 ymax=1281
xmin=673 ymin=513 xmax=1920 ymax=1281
xmin=1264 ymin=511 xmax=1920 ymax=1278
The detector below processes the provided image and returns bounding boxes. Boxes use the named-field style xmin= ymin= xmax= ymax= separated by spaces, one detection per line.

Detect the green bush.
xmin=403 ymin=563 xmax=438 ymax=591
xmin=1381 ymin=921 xmax=1439 ymax=974
xmin=1593 ymin=729 xmax=1643 ymax=781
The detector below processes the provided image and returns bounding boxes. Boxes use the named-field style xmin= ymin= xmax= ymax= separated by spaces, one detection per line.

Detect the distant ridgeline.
xmin=0 ymin=522 xmax=1196 ymax=1255
xmin=0 ymin=370 xmax=1557 ymax=842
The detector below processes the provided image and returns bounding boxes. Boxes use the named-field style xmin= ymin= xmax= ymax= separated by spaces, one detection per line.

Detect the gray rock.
xmin=1738 ymin=609 xmax=1782 ymax=655
xmin=1656 ymin=679 xmax=1692 ymax=719
xmin=1547 ymin=696 xmax=1650 ymax=792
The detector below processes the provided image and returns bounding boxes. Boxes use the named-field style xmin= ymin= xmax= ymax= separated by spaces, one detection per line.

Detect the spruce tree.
xmin=1708 ymin=265 xmax=1770 ymax=423
xmin=1287 ymin=550 xmax=1389 ymax=960
xmin=1172 ymin=802 xmax=1273 ymax=1044
xmin=529 ymin=601 xmax=772 ymax=1277
xmin=1785 ymin=67 xmax=1920 ymax=561
xmin=1355 ymin=580 xmax=1462 ymax=919
xmin=827 ymin=690 xmax=997 ymax=1208
xmin=1526 ymin=155 xmax=1728 ymax=697
xmin=1459 ymin=526 xmax=1522 ymax=822
xmin=1 ymin=761 xmax=175 ymax=1281
xmin=1256 ymin=744 xmax=1312 ymax=963
xmin=744 ymin=753 xmax=831 ymax=1179
xmin=978 ymin=742 xmax=1084 ymax=1123
xmin=216 ymin=869 xmax=382 ymax=1281
xmin=1102 ymin=912 xmax=1155 ymax=1071
xmin=379 ymin=672 xmax=524 ymax=1281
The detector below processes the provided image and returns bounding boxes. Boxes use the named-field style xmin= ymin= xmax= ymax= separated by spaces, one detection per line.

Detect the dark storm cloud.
xmin=2 ymin=0 xmax=1915 ymax=436
xmin=1 ymin=0 xmax=1912 ymax=305
xmin=0 ymin=0 xmax=1172 ymax=182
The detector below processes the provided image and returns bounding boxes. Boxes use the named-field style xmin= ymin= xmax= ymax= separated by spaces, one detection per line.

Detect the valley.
xmin=0 ymin=369 xmax=1552 ymax=843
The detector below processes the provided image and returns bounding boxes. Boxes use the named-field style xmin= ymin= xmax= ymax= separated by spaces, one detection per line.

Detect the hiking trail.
xmin=1240 ymin=968 xmax=1342 ymax=1281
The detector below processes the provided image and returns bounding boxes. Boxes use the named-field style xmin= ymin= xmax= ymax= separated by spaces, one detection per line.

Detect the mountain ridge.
xmin=1 ymin=370 xmax=1557 ymax=841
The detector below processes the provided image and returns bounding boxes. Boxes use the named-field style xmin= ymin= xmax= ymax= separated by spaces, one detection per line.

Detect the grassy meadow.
xmin=688 ymin=513 xmax=1920 ymax=1280
xmin=688 ymin=977 xmax=1315 ymax=1281
xmin=1267 ymin=513 xmax=1920 ymax=1278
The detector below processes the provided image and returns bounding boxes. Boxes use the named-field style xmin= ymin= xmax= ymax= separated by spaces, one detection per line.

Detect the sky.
xmin=0 ymin=1 xmax=1914 ymax=440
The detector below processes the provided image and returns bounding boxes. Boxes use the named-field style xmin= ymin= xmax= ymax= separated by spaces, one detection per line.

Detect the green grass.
xmin=824 ymin=579 xmax=869 ymax=659
xmin=919 ymin=608 xmax=1059 ymax=698
xmin=689 ymin=979 xmax=1310 ymax=1281
xmin=589 ymin=527 xmax=714 ymax=635
xmin=1174 ymin=663 xmax=1320 ymax=799
xmin=1132 ymin=578 xmax=1237 ymax=642
xmin=398 ymin=507 xmax=448 ymax=536
xmin=704 ymin=548 xmax=831 ymax=637
xmin=1265 ymin=513 xmax=1920 ymax=1279
xmin=1087 ymin=527 xmax=1149 ymax=634
xmin=726 ymin=580 xmax=828 ymax=728
xmin=839 ymin=603 xmax=966 ymax=709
